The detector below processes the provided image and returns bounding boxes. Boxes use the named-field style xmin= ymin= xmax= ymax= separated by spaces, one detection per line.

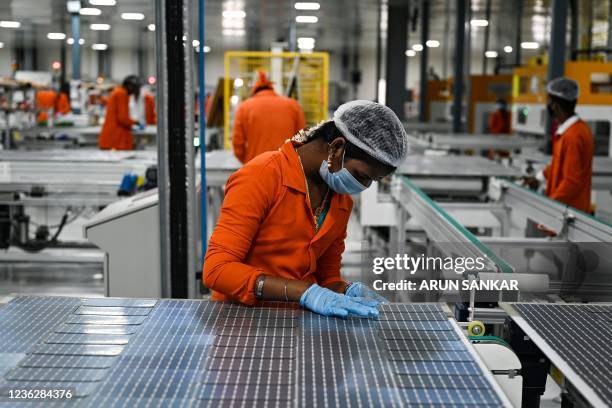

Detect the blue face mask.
xmin=319 ymin=150 xmax=369 ymax=195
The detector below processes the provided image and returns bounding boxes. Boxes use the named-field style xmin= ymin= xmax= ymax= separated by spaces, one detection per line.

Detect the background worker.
xmin=98 ymin=75 xmax=142 ymax=150
xmin=204 ymin=100 xmax=408 ymax=318
xmin=488 ymin=99 xmax=511 ymax=134
xmin=35 ymin=87 xmax=57 ymax=124
xmin=232 ymin=71 xmax=306 ymax=164
xmin=527 ymin=77 xmax=594 ymax=213
xmin=144 ymin=91 xmax=157 ymax=125
xmin=54 ymin=82 xmax=71 ymax=116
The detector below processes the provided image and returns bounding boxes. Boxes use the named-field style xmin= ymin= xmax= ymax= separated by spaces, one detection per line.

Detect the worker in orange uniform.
xmin=144 ymin=92 xmax=157 ymax=125
xmin=54 ymin=82 xmax=71 ymax=116
xmin=529 ymin=77 xmax=594 ymax=213
xmin=232 ymin=71 xmax=306 ymax=164
xmin=204 ymin=101 xmax=408 ymax=318
xmin=98 ymin=75 xmax=142 ymax=150
xmin=36 ymin=88 xmax=57 ymax=124
xmin=488 ymin=99 xmax=511 ymax=134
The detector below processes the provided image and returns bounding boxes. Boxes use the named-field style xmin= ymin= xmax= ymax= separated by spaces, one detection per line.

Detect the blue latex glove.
xmin=345 ymin=282 xmax=389 ymax=304
xmin=299 ymin=284 xmax=379 ymax=318
xmin=133 ymin=123 xmax=146 ymax=131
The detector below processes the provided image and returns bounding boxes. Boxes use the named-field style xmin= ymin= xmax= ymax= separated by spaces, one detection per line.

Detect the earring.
xmin=327 ymin=155 xmax=332 ymax=168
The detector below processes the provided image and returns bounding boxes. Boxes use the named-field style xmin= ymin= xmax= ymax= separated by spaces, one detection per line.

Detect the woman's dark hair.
xmin=308 ymin=120 xmax=375 ymax=163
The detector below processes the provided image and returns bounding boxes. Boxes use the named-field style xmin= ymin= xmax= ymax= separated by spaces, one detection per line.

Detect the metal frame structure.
xmin=391 ymin=175 xmax=514 ymax=274
xmin=498 ymin=180 xmax=612 ymax=242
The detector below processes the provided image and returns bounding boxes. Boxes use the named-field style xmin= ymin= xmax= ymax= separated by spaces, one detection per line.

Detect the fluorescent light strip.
xmin=521 ymin=41 xmax=539 ymax=49
xmin=47 ymin=33 xmax=66 ymax=40
xmin=80 ymin=7 xmax=101 ymax=15
xmin=470 ymin=19 xmax=489 ymax=27
xmin=296 ymin=15 xmax=318 ymax=23
xmin=90 ymin=23 xmax=111 ymax=30
xmin=295 ymin=2 xmax=320 ymax=10
xmin=121 ymin=13 xmax=145 ymax=21
xmin=0 ymin=21 xmax=21 ymax=28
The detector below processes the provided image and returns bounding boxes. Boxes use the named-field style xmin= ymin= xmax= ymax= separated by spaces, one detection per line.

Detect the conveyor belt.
xmin=504 ymin=303 xmax=612 ymax=408
xmin=0 ymin=297 xmax=510 ymax=407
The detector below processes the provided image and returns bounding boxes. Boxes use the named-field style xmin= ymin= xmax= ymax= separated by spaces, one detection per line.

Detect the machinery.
xmin=81 ymin=149 xmax=240 ymax=297
xmin=512 ymin=61 xmax=612 ymax=156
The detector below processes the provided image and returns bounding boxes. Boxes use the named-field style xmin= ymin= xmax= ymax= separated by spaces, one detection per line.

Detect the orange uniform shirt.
xmin=544 ymin=118 xmax=593 ymax=213
xmin=144 ymin=93 xmax=157 ymax=125
xmin=55 ymin=93 xmax=71 ymax=115
xmin=36 ymin=90 xmax=57 ymax=123
xmin=204 ymin=140 xmax=351 ymax=305
xmin=98 ymin=86 xmax=136 ymax=150
xmin=488 ymin=110 xmax=511 ymax=134
xmin=232 ymin=89 xmax=306 ymax=164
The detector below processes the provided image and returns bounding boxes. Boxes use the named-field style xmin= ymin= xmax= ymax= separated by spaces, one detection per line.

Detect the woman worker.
xmin=204 ymin=101 xmax=408 ymax=318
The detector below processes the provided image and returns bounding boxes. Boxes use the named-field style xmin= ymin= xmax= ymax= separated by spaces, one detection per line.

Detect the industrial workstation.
xmin=0 ymin=0 xmax=611 ymax=407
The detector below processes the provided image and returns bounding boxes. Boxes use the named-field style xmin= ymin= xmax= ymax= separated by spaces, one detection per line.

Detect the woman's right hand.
xmin=299 ymin=284 xmax=379 ymax=318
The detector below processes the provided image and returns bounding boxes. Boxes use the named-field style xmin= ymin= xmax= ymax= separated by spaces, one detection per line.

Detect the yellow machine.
xmin=223 ymin=51 xmax=329 ymax=149
xmin=512 ymin=61 xmax=612 ymax=156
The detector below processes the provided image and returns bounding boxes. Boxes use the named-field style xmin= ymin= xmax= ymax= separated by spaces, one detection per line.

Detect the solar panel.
xmin=0 ymin=297 xmax=509 ymax=406
xmin=509 ymin=303 xmax=612 ymax=407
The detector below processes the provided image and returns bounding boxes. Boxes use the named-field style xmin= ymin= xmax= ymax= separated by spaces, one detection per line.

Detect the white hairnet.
xmin=333 ymin=100 xmax=409 ymax=167
xmin=547 ymin=77 xmax=579 ymax=101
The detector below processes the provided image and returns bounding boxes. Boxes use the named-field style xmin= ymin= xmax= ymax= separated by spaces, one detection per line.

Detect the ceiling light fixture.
xmin=121 ymin=13 xmax=145 ymax=21
xmin=80 ymin=7 xmax=101 ymax=15
xmin=90 ymin=23 xmax=111 ymax=30
xmin=405 ymin=50 xmax=416 ymax=57
xmin=425 ymin=40 xmax=440 ymax=48
xmin=412 ymin=44 xmax=423 ymax=51
xmin=470 ymin=19 xmax=489 ymax=27
xmin=504 ymin=45 xmax=513 ymax=53
xmin=0 ymin=21 xmax=21 ymax=28
xmin=295 ymin=2 xmax=320 ymax=10
xmin=92 ymin=43 xmax=108 ymax=50
xmin=47 ymin=33 xmax=66 ymax=40
xmin=485 ymin=50 xmax=498 ymax=58
xmin=521 ymin=41 xmax=539 ymax=49
xmin=296 ymin=15 xmax=318 ymax=23
xmin=147 ymin=24 xmax=155 ymax=31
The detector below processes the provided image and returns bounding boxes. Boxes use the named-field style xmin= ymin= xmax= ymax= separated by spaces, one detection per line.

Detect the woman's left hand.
xmin=345 ymin=282 xmax=388 ymax=304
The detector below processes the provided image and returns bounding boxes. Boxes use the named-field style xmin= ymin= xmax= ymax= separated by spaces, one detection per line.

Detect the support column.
xmin=482 ymin=0 xmax=491 ymax=74
xmin=514 ymin=0 xmax=523 ymax=66
xmin=546 ymin=0 xmax=569 ymax=152
xmin=418 ymin=0 xmax=429 ymax=122
xmin=71 ymin=13 xmax=81 ymax=80
xmin=155 ymin=0 xmax=197 ymax=298
xmin=385 ymin=0 xmax=409 ymax=120
xmin=452 ymin=0 xmax=466 ymax=133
